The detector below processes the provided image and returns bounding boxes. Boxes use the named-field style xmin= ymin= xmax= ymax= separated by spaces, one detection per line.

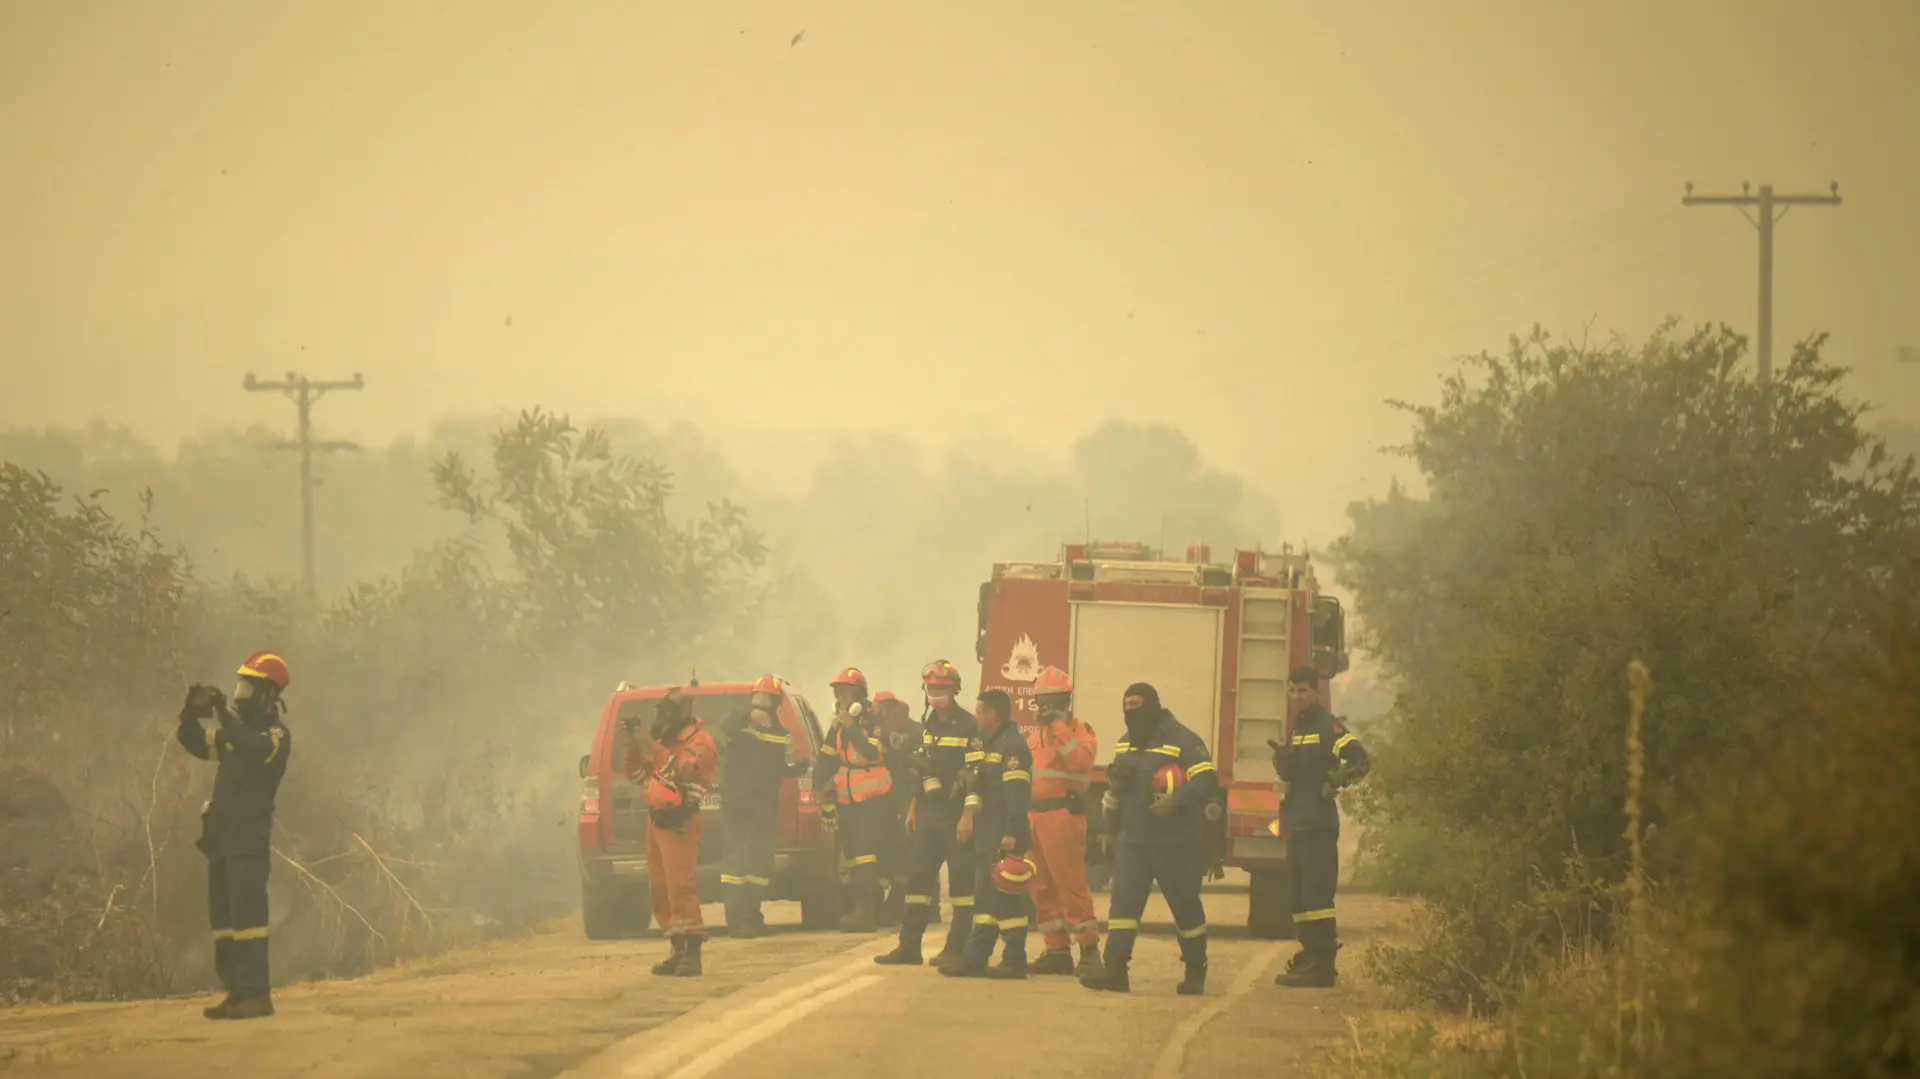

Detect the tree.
xmin=1335 ymin=324 xmax=1920 ymax=1008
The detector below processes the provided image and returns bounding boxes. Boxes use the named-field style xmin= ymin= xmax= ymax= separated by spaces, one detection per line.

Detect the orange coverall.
xmin=1026 ymin=713 xmax=1100 ymax=953
xmin=628 ymin=719 xmax=719 ymax=940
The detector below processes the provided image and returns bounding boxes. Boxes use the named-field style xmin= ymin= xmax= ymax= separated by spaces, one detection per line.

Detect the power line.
xmin=242 ymin=370 xmax=365 ymax=597
xmin=1681 ymin=181 xmax=1842 ymax=384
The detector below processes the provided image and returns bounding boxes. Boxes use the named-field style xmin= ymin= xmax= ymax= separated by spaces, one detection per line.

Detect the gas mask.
xmin=1035 ymin=695 xmax=1070 ymax=723
xmin=651 ymin=697 xmax=690 ymax=741
xmin=751 ymin=692 xmax=778 ymax=712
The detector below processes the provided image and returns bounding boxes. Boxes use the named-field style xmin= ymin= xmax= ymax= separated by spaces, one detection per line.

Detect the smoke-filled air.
xmin=2 ymin=4 xmax=1917 ymax=1079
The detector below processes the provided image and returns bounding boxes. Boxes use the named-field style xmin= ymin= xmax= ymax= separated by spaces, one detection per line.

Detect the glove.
xmin=179 ymin=685 xmax=210 ymax=721
xmin=999 ymin=835 xmax=1016 ymax=854
xmin=1150 ymin=793 xmax=1178 ymax=818
xmin=818 ymin=802 xmax=838 ymax=832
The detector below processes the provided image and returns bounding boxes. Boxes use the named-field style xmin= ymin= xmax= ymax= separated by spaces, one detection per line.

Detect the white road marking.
xmin=653 ymin=974 xmax=884 ymax=1079
xmin=1151 ymin=942 xmax=1285 ymax=1079
xmin=553 ymin=940 xmax=889 ymax=1079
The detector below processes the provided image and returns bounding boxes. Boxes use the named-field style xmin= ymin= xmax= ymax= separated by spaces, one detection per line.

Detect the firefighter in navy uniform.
xmin=175 ymin=650 xmax=294 ymax=1021
xmin=814 ymin=667 xmax=893 ymax=932
xmin=1081 ymin=682 xmax=1218 ymax=996
xmin=940 ymin=688 xmax=1036 ymax=980
xmin=874 ymin=660 xmax=979 ymax=967
xmin=1271 ymin=666 xmax=1371 ymax=988
xmin=872 ymin=690 xmax=924 ymax=928
xmin=720 ymin=675 xmax=809 ymax=938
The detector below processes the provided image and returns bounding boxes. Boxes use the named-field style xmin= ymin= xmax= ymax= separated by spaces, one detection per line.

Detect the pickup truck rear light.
xmin=581 ymin=774 xmax=602 ymax=816
xmin=797 ymin=776 xmax=816 ymax=806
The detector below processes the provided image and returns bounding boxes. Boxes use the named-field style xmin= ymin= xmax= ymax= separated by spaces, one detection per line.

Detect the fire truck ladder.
xmin=1234 ymin=592 xmax=1292 ymax=786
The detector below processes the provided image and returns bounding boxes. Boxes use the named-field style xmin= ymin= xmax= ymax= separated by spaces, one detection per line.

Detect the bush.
xmin=1333 ymin=324 xmax=1920 ymax=1010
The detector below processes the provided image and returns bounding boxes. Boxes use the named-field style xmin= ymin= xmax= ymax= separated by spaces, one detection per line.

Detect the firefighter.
xmin=814 ymin=667 xmax=893 ymax=932
xmin=874 ymin=660 xmax=978 ymax=967
xmin=1024 ymin=666 xmax=1103 ymax=978
xmin=939 ymin=688 xmax=1036 ymax=979
xmin=872 ymin=690 xmax=924 ymax=929
xmin=1271 ymin=666 xmax=1371 ymax=988
xmin=625 ymin=686 xmax=718 ymax=976
xmin=1081 ymin=682 xmax=1218 ymax=996
xmin=720 ymin=675 xmax=808 ymax=938
xmin=175 ymin=651 xmax=293 ymax=1020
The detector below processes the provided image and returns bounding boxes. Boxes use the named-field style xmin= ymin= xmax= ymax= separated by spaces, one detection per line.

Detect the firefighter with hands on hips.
xmin=940 ymin=688 xmax=1038 ymax=980
xmin=1023 ymin=666 xmax=1104 ymax=979
xmin=872 ymin=690 xmax=924 ymax=928
xmin=875 ymin=660 xmax=980 ymax=967
xmin=814 ymin=667 xmax=893 ymax=933
xmin=624 ymin=686 xmax=718 ymax=976
xmin=1269 ymin=666 xmax=1371 ymax=988
xmin=176 ymin=651 xmax=293 ymax=1020
xmin=719 ymin=675 xmax=809 ymax=938
xmin=1081 ymin=682 xmax=1219 ymax=996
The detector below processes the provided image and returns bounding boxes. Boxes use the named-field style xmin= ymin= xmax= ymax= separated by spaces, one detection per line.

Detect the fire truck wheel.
xmin=581 ymin=877 xmax=651 ymax=940
xmin=1246 ymin=867 xmax=1297 ymax=940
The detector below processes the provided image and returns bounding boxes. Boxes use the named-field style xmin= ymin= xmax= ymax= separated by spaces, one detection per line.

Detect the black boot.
xmin=224 ymin=995 xmax=275 ymax=1020
xmin=1029 ymin=949 xmax=1075 ymax=976
xmin=1082 ymin=959 xmax=1129 ymax=992
xmin=986 ymin=950 xmax=1029 ymax=980
xmin=1075 ymin=944 xmax=1105 ymax=981
xmin=202 ymin=994 xmax=240 ymax=1020
xmin=874 ymin=922 xmax=924 ymax=965
xmin=1177 ymin=962 xmax=1207 ymax=996
xmin=652 ymin=937 xmax=685 ymax=976
xmin=671 ymin=936 xmax=704 ymax=977
xmin=1274 ymin=946 xmax=1337 ymax=988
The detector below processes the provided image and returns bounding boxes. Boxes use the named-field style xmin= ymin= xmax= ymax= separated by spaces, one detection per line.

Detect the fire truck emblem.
xmin=1001 ymin=633 xmax=1044 ymax=683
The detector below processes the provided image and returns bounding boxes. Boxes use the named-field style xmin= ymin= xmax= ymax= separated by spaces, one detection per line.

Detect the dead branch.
xmin=273 ymin=846 xmax=388 ymax=948
xmin=350 ymin=831 xmax=435 ymax=930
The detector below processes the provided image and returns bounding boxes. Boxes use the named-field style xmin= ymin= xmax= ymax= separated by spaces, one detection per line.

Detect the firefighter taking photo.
xmin=175 ymin=650 xmax=293 ymax=1021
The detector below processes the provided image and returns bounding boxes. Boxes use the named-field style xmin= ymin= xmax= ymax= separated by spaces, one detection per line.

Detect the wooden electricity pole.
xmin=1681 ymin=181 xmax=1842 ymax=384
xmin=242 ymin=370 xmax=365 ymax=596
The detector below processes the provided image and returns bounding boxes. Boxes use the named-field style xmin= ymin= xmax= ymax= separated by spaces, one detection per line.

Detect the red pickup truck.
xmin=575 ymin=678 xmax=841 ymax=938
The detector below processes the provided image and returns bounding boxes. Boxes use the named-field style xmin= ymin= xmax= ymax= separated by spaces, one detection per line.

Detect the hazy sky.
xmin=5 ymin=0 xmax=1916 ymax=541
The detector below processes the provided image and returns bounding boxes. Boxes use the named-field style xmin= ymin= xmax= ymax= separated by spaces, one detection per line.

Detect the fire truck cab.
xmin=974 ymin=540 xmax=1349 ymax=939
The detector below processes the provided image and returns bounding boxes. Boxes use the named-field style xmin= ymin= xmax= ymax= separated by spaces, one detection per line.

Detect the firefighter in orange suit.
xmin=1024 ymin=666 xmax=1104 ymax=979
xmin=814 ymin=667 xmax=893 ymax=932
xmin=624 ymin=687 xmax=718 ymax=976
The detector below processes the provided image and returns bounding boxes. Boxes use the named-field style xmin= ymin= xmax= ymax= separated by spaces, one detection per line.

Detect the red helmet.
xmin=1032 ymin=666 xmax=1073 ymax=696
xmin=989 ymin=854 xmax=1037 ymax=894
xmin=751 ymin=674 xmax=782 ymax=695
xmin=1152 ymin=761 xmax=1188 ymax=796
xmin=873 ymin=690 xmax=900 ymax=705
xmin=831 ymin=667 xmax=869 ymax=691
xmin=237 ymin=651 xmax=290 ymax=690
xmin=921 ymin=660 xmax=962 ymax=692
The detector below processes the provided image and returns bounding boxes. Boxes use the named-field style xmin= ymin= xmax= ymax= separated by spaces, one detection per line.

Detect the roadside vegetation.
xmin=0 ymin=409 xmax=1269 ymax=1004
xmin=1329 ymin=323 xmax=1920 ymax=1077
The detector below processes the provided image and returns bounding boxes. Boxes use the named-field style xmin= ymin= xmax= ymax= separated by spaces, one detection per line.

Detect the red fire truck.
xmin=973 ymin=540 xmax=1349 ymax=938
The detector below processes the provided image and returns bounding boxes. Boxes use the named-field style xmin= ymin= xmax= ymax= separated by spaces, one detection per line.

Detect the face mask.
xmin=231 ymin=681 xmax=254 ymax=703
xmin=1123 ymin=707 xmax=1152 ymax=729
xmin=751 ymin=692 xmax=778 ymax=711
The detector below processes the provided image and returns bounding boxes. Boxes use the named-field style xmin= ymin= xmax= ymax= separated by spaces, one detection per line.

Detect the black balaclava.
xmin=1122 ymin=682 xmax=1163 ymax=738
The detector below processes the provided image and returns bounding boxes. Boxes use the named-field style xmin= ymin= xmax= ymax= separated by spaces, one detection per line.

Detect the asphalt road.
xmin=0 ymin=886 xmax=1412 ymax=1079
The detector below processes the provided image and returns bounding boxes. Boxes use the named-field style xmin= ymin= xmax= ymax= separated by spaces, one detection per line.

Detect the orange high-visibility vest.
xmin=831 ymin=726 xmax=893 ymax=804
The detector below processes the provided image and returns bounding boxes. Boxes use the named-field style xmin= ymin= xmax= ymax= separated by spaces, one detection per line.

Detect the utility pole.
xmin=243 ymin=370 xmax=365 ymax=597
xmin=1681 ymin=181 xmax=1841 ymax=384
